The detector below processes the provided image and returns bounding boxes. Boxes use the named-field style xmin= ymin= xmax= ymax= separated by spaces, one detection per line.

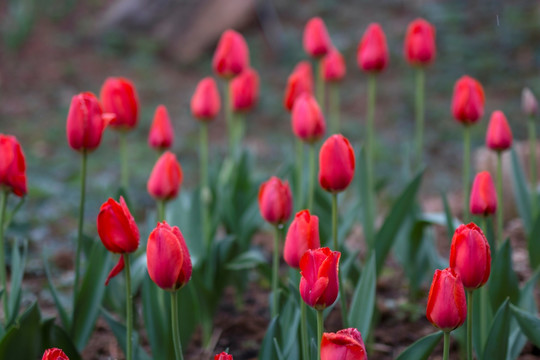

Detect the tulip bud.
xmin=451 ymin=75 xmax=485 ymax=125
xmin=303 ymin=17 xmax=332 ymax=58
xmin=100 ymin=77 xmax=139 ymax=130
xmin=470 ymin=171 xmax=497 ymax=216
xmin=230 ymin=68 xmax=259 ymax=113
xmin=147 ymin=151 xmax=183 ymax=201
xmin=321 ymin=328 xmax=367 ymax=360
xmin=522 ymin=88 xmax=538 ymax=117
xmin=486 ymin=110 xmax=513 ymax=152
xmin=426 ymin=268 xmax=467 ymax=332
xmin=42 ymin=348 xmax=69 ymax=360
xmin=147 ymin=221 xmax=192 ymax=291
xmin=284 ymin=210 xmax=321 ymax=269
xmin=404 ymin=18 xmax=436 ymax=66
xmin=212 ymin=29 xmax=250 ymax=79
xmin=284 ymin=61 xmax=314 ymax=112
xmin=322 ymin=49 xmax=346 ymax=83
xmin=292 ymin=93 xmax=326 ymax=144
xmin=258 ymin=176 xmax=293 ymax=225
xmin=148 ymin=105 xmax=174 ymax=150
xmin=0 ymin=134 xmax=27 ymax=197
xmin=214 ymin=352 xmax=233 ymax=360
xmin=191 ymin=77 xmax=221 ymax=121
xmin=318 ymin=134 xmax=355 ymax=193
xmin=357 ymin=23 xmax=388 ymax=73
xmin=449 ymin=223 xmax=491 ymax=290
xmin=66 ymin=92 xmax=107 ymax=152
xmin=299 ymin=247 xmax=340 ymax=310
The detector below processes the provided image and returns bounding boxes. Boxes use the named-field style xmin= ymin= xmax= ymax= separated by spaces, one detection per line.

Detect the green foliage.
xmin=348 ymin=253 xmax=376 ymax=339
xmin=396 ymin=331 xmax=443 ymax=360
xmin=481 ymin=299 xmax=511 ymax=360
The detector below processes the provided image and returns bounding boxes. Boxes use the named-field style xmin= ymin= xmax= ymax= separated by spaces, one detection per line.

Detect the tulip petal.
xmin=105 ymin=256 xmax=125 ymax=286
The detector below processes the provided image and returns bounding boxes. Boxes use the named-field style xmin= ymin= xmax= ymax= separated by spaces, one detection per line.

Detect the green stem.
xmin=200 ymin=122 xmax=211 ymax=251
xmin=171 ymin=291 xmax=184 ymax=360
xmin=74 ymin=150 xmax=87 ymax=298
xmin=157 ymin=200 xmax=166 ymax=223
xmin=467 ymin=290 xmax=474 ymax=360
xmin=333 ymin=193 xmax=348 ymax=327
xmin=463 ymin=126 xmax=471 ymax=222
xmin=308 ymin=144 xmax=316 ymax=211
xmin=529 ymin=117 xmax=537 ymax=217
xmin=316 ymin=59 xmax=325 ymax=114
xmin=496 ymin=151 xmax=503 ymax=247
xmin=317 ymin=309 xmax=324 ymax=360
xmin=296 ymin=139 xmax=305 ymax=210
xmin=443 ymin=331 xmax=450 ymax=360
xmin=271 ymin=225 xmax=281 ymax=318
xmin=233 ymin=112 xmax=246 ymax=157
xmin=415 ymin=67 xmax=425 ymax=168
xmin=225 ymin=80 xmax=234 ymax=155
xmin=120 ymin=131 xmax=129 ymax=190
xmin=0 ymin=190 xmax=9 ymax=323
xmin=123 ymin=253 xmax=133 ymax=360
xmin=365 ymin=74 xmax=377 ymax=250
xmin=329 ymin=84 xmax=340 ymax=134
xmin=300 ymin=300 xmax=309 ymax=360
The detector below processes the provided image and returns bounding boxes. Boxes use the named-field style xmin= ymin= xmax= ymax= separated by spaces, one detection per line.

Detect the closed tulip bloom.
xmin=147 ymin=221 xmax=192 ymax=291
xmin=303 ymin=17 xmax=332 ymax=58
xmin=284 ymin=61 xmax=314 ymax=112
xmin=100 ymin=77 xmax=139 ymax=130
xmin=42 ymin=348 xmax=69 ymax=360
xmin=470 ymin=171 xmax=497 ymax=216
xmin=451 ymin=75 xmax=485 ymax=125
xmin=212 ymin=29 xmax=250 ymax=79
xmin=318 ymin=134 xmax=355 ymax=193
xmin=284 ymin=210 xmax=321 ymax=269
xmin=0 ymin=134 xmax=27 ymax=197
xmin=66 ymin=92 xmax=107 ymax=152
xmin=191 ymin=77 xmax=221 ymax=121
xmin=230 ymin=68 xmax=259 ymax=113
xmin=357 ymin=23 xmax=388 ymax=73
xmin=214 ymin=352 xmax=233 ymax=360
xmin=321 ymin=328 xmax=367 ymax=360
xmin=404 ymin=18 xmax=436 ymax=66
xmin=486 ymin=110 xmax=513 ymax=151
xmin=322 ymin=49 xmax=346 ymax=82
xmin=258 ymin=176 xmax=293 ymax=225
xmin=148 ymin=105 xmax=174 ymax=150
xmin=299 ymin=247 xmax=340 ymax=310
xmin=147 ymin=151 xmax=183 ymax=201
xmin=426 ymin=268 xmax=467 ymax=332
xmin=292 ymin=93 xmax=326 ymax=144
xmin=522 ymin=88 xmax=538 ymax=117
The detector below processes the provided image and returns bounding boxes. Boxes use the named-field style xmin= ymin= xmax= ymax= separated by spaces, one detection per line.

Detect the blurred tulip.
xmin=292 ymin=93 xmax=326 ymax=144
xmin=214 ymin=352 xmax=233 ymax=360
xmin=404 ymin=18 xmax=436 ymax=66
xmin=470 ymin=172 xmax=497 ymax=216
xmin=42 ymin=348 xmax=69 ymax=360
xmin=66 ymin=92 xmax=107 ymax=152
xmin=303 ymin=17 xmax=332 ymax=58
xmin=451 ymin=75 xmax=485 ymax=125
xmin=258 ymin=176 xmax=293 ymax=225
xmin=486 ymin=110 xmax=513 ymax=152
xmin=147 ymin=221 xmax=192 ymax=291
xmin=322 ymin=49 xmax=346 ymax=83
xmin=100 ymin=77 xmax=139 ymax=130
xmin=426 ymin=268 xmax=467 ymax=332
xmin=147 ymin=151 xmax=183 ymax=201
xmin=0 ymin=134 xmax=27 ymax=197
xmin=212 ymin=29 xmax=250 ymax=79
xmin=321 ymin=328 xmax=367 ymax=360
xmin=522 ymin=87 xmax=538 ymax=117
xmin=230 ymin=68 xmax=259 ymax=113
xmin=357 ymin=23 xmax=388 ymax=73
xmin=284 ymin=210 xmax=321 ymax=269
xmin=284 ymin=61 xmax=314 ymax=112
xmin=191 ymin=77 xmax=221 ymax=121
xmin=148 ymin=105 xmax=174 ymax=150
xmin=318 ymin=134 xmax=355 ymax=193
xmin=300 ymin=247 xmax=340 ymax=310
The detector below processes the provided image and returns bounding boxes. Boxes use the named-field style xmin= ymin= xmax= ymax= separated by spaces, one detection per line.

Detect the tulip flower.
xmin=258 ymin=176 xmax=293 ymax=226
xmin=300 ymin=247 xmax=340 ymax=310
xmin=318 ymin=134 xmax=355 ymax=194
xmin=303 ymin=17 xmax=331 ymax=58
xmin=284 ymin=210 xmax=320 ymax=269
xmin=191 ymin=77 xmax=221 ymax=121
xmin=42 ymin=348 xmax=69 ymax=360
xmin=148 ymin=105 xmax=174 ymax=151
xmin=522 ymin=87 xmax=538 ymax=117
xmin=66 ymin=92 xmax=108 ymax=153
xmin=404 ymin=18 xmax=436 ymax=67
xmin=322 ymin=48 xmax=346 ymax=134
xmin=357 ymin=23 xmax=388 ymax=73
xmin=230 ymin=68 xmax=259 ymax=113
xmin=212 ymin=29 xmax=250 ymax=79
xmin=147 ymin=151 xmax=183 ymax=204
xmin=523 ymin=87 xmax=538 ymax=216
xmin=469 ymin=172 xmax=497 ymax=217
xmin=0 ymin=134 xmax=27 ymax=197
xmin=321 ymin=328 xmax=367 ymax=360
xmin=215 ymin=352 xmax=233 ymax=360
xmin=284 ymin=61 xmax=314 ymax=112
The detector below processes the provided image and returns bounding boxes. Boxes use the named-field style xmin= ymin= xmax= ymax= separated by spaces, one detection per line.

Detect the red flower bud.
xmin=451 ymin=75 xmax=485 ymax=125
xmin=0 ymin=134 xmax=27 ymax=197
xmin=292 ymin=93 xmax=326 ymax=144
xmin=303 ymin=17 xmax=332 ymax=58
xmin=470 ymin=171 xmax=497 ymax=216
xmin=321 ymin=328 xmax=367 ymax=360
xmin=322 ymin=49 xmax=346 ymax=83
xmin=284 ymin=210 xmax=321 ymax=269
xmin=299 ymin=247 xmax=340 ymax=310
xmin=404 ymin=18 xmax=436 ymax=66
xmin=191 ymin=77 xmax=221 ymax=121
xmin=148 ymin=105 xmax=174 ymax=150
xmin=66 ymin=92 xmax=107 ymax=152
xmin=284 ymin=61 xmax=314 ymax=112
xmin=318 ymin=134 xmax=355 ymax=193
xmin=212 ymin=29 xmax=250 ymax=79
xmin=230 ymin=68 xmax=259 ymax=113
xmin=100 ymin=77 xmax=139 ymax=130
xmin=357 ymin=23 xmax=388 ymax=73
xmin=147 ymin=221 xmax=192 ymax=291
xmin=258 ymin=176 xmax=292 ymax=225
xmin=147 ymin=151 xmax=183 ymax=201
xmin=522 ymin=88 xmax=538 ymax=117
xmin=426 ymin=268 xmax=467 ymax=332
xmin=486 ymin=110 xmax=513 ymax=151
xmin=214 ymin=352 xmax=233 ymax=360
xmin=42 ymin=348 xmax=69 ymax=360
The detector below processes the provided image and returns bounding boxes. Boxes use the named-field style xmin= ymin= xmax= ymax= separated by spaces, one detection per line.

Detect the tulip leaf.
xmin=259 ymin=316 xmax=281 ymax=360
xmin=510 ymin=304 xmax=540 ymax=348
xmin=441 ymin=191 xmax=457 ymax=239
xmin=488 ymin=239 xmax=519 ymax=312
xmin=481 ymin=299 xmax=511 ymax=360
xmin=348 ymin=253 xmax=376 ymax=339
xmin=41 ymin=318 xmax=82 ymax=360
xmin=395 ymin=331 xmax=443 ymax=360
xmin=226 ymin=249 xmax=267 ymax=270
xmin=7 ymin=238 xmax=27 ymax=326
xmin=473 ymin=285 xmax=493 ymax=357
xmin=0 ymin=302 xmax=42 ymax=359
xmin=43 ymin=253 xmax=70 ymax=330
xmin=101 ymin=308 xmax=152 ymax=360
xmin=510 ymin=148 xmax=532 ymax=232
xmin=527 ymin=213 xmax=540 ymax=269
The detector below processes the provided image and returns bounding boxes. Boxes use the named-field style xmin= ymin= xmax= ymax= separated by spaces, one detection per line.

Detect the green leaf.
xmin=0 ymin=302 xmax=42 ymax=359
xmin=43 ymin=253 xmax=70 ymax=330
xmin=510 ymin=148 xmax=532 ymax=232
xmin=41 ymin=318 xmax=82 ymax=360
xmin=488 ymin=239 xmax=519 ymax=312
xmin=527 ymin=213 xmax=540 ymax=269
xmin=7 ymin=238 xmax=27 ymax=325
xmin=510 ymin=304 xmax=540 ymax=348
xmin=396 ymin=331 xmax=443 ymax=360
xmin=226 ymin=249 xmax=267 ymax=270
xmin=348 ymin=253 xmax=376 ymax=339
xmin=101 ymin=309 xmax=152 ymax=360
xmin=259 ymin=316 xmax=281 ymax=360
xmin=473 ymin=285 xmax=492 ymax=357
xmin=482 ymin=299 xmax=511 ymax=360
xmin=441 ymin=191 xmax=457 ymax=239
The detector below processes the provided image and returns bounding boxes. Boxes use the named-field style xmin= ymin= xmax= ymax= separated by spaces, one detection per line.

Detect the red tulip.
xmin=522 ymin=88 xmax=538 ymax=117
xmin=42 ymin=348 xmax=69 ymax=360
xmin=299 ymin=247 xmax=340 ymax=310
xmin=322 ymin=49 xmax=346 ymax=83
xmin=100 ymin=77 xmax=139 ymax=130
xmin=451 ymin=75 xmax=485 ymax=125
xmin=470 ymin=171 xmax=497 ymax=216
xmin=321 ymin=328 xmax=367 ymax=360
xmin=147 ymin=221 xmax=192 ymax=291
xmin=284 ymin=210 xmax=321 ymax=269
xmin=66 ymin=92 xmax=108 ymax=152
xmin=357 ymin=23 xmax=388 ymax=73
xmin=147 ymin=151 xmax=183 ymax=201
xmin=292 ymin=93 xmax=326 ymax=144
xmin=230 ymin=68 xmax=259 ymax=113
xmin=214 ymin=352 xmax=233 ymax=360
xmin=0 ymin=134 xmax=27 ymax=197
xmin=318 ymin=134 xmax=355 ymax=193
xmin=191 ymin=77 xmax=221 ymax=121
xmin=486 ymin=110 xmax=513 ymax=151
xmin=148 ymin=105 xmax=174 ymax=150
xmin=258 ymin=176 xmax=293 ymax=225
xmin=449 ymin=223 xmax=491 ymax=290
xmin=303 ymin=17 xmax=332 ymax=58
xmin=284 ymin=61 xmax=314 ymax=112
xmin=404 ymin=18 xmax=436 ymax=66
xmin=426 ymin=268 xmax=467 ymax=332
xmin=212 ymin=29 xmax=250 ymax=79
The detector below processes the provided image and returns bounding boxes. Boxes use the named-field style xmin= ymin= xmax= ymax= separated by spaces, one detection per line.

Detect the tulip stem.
xmin=317 ymin=309 xmax=324 ymax=360
xmin=329 ymin=84 xmax=340 ymax=134
xmin=496 ymin=151 xmax=503 ymax=246
xmin=271 ymin=225 xmax=281 ymax=319
xmin=120 ymin=131 xmax=129 ymax=190
xmin=365 ymin=74 xmax=377 ymax=250
xmin=233 ymin=112 xmax=246 ymax=157
xmin=414 ymin=67 xmax=425 ymax=168
xmin=200 ymin=122 xmax=211 ymax=251
xmin=74 ymin=150 xmax=87 ymax=299
xmin=300 ymin=300 xmax=309 ymax=360
xmin=225 ymin=80 xmax=234 ymax=156
xmin=171 ymin=291 xmax=184 ymax=360
xmin=463 ymin=125 xmax=471 ymax=222
xmin=308 ymin=144 xmax=316 ymax=211
xmin=296 ymin=139 xmax=304 ymax=210
xmin=467 ymin=290 xmax=474 ymax=360
xmin=157 ymin=200 xmax=166 ymax=223
xmin=317 ymin=59 xmax=325 ymax=114
xmin=443 ymin=331 xmax=450 ymax=360
xmin=123 ymin=253 xmax=133 ymax=360
xmin=0 ymin=190 xmax=9 ymax=323
xmin=333 ymin=193 xmax=348 ymax=328
xmin=529 ymin=117 xmax=537 ymax=217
